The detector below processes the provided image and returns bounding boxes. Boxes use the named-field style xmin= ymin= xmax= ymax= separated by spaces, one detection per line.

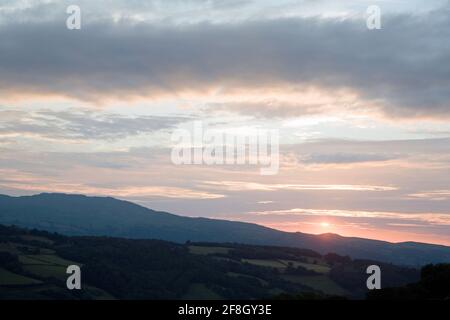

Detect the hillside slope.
xmin=0 ymin=225 xmax=420 ymax=299
xmin=0 ymin=193 xmax=449 ymax=266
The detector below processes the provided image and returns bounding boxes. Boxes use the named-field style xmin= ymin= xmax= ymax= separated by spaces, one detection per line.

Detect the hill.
xmin=368 ymin=264 xmax=450 ymax=300
xmin=0 ymin=225 xmax=420 ymax=300
xmin=0 ymin=193 xmax=449 ymax=266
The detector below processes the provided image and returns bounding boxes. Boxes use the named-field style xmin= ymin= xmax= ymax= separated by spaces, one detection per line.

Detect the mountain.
xmin=0 ymin=193 xmax=449 ymax=266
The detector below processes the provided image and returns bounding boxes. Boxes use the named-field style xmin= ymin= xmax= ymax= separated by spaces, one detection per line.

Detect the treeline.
xmin=368 ymin=264 xmax=450 ymax=300
xmin=328 ymin=259 xmax=420 ymax=297
xmin=190 ymin=242 xmax=321 ymax=260
xmin=2 ymin=225 xmax=448 ymax=300
xmin=56 ymin=237 xmax=313 ymax=299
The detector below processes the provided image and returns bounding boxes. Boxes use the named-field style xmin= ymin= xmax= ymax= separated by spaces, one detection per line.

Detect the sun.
xmin=320 ymin=222 xmax=331 ymax=228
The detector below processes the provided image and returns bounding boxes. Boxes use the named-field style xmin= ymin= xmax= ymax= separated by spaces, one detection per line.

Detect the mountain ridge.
xmin=0 ymin=192 xmax=449 ymax=266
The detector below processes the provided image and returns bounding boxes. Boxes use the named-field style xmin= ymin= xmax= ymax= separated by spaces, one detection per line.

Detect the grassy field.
xmin=23 ymin=264 xmax=68 ymax=279
xmin=37 ymin=248 xmax=56 ymax=255
xmin=241 ymin=258 xmax=331 ymax=274
xmin=0 ymin=267 xmax=42 ymax=286
xmin=282 ymin=275 xmax=349 ymax=296
xmin=242 ymin=259 xmax=287 ymax=269
xmin=189 ymin=245 xmax=232 ymax=255
xmin=18 ymin=255 xmax=50 ymax=265
xmin=227 ymin=272 xmax=269 ymax=286
xmin=280 ymin=260 xmax=331 ymax=274
xmin=83 ymin=285 xmax=116 ymax=300
xmin=1 ymin=242 xmax=54 ymax=255
xmin=1 ymin=241 xmax=74 ymax=289
xmin=1 ymin=238 xmax=117 ymax=299
xmin=26 ymin=254 xmax=78 ymax=267
xmin=182 ymin=283 xmax=223 ymax=300
xmin=11 ymin=248 xmax=79 ymax=280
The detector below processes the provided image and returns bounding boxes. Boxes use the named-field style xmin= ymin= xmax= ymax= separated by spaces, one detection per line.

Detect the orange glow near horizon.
xmin=261 ymin=221 xmax=450 ymax=247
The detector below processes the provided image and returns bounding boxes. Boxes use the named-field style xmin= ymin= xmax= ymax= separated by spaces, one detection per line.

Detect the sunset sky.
xmin=1 ymin=0 xmax=450 ymax=245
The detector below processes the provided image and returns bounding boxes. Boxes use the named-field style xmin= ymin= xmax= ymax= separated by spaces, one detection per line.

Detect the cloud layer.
xmin=0 ymin=108 xmax=188 ymax=140
xmin=1 ymin=4 xmax=449 ymax=118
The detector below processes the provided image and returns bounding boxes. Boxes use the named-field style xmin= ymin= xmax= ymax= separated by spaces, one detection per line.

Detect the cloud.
xmin=201 ymin=180 xmax=397 ymax=191
xmin=299 ymin=152 xmax=399 ymax=165
xmin=0 ymin=181 xmax=225 ymax=200
xmin=0 ymin=167 xmax=225 ymax=200
xmin=0 ymin=5 xmax=449 ymax=119
xmin=282 ymin=138 xmax=450 ymax=167
xmin=0 ymin=108 xmax=189 ymax=141
xmin=408 ymin=190 xmax=450 ymax=201
xmin=250 ymin=208 xmax=450 ymax=226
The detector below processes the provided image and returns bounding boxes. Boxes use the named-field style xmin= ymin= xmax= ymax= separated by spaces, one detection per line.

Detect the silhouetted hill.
xmin=0 ymin=225 xmax=420 ymax=300
xmin=0 ymin=193 xmax=449 ymax=266
xmin=368 ymin=264 xmax=450 ymax=300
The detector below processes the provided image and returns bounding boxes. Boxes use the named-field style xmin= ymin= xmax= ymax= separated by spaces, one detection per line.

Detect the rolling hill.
xmin=0 ymin=193 xmax=449 ymax=266
xmin=0 ymin=225 xmax=420 ymax=299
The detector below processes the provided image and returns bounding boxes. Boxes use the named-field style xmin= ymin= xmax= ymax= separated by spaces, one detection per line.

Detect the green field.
xmin=189 ymin=246 xmax=232 ymax=255
xmin=241 ymin=258 xmax=330 ymax=273
xmin=0 ymin=268 xmax=42 ymax=286
xmin=23 ymin=264 xmax=68 ymax=279
xmin=83 ymin=285 xmax=116 ymax=300
xmin=15 ymin=251 xmax=79 ymax=280
xmin=1 ymin=240 xmax=116 ymax=299
xmin=1 ymin=242 xmax=54 ymax=255
xmin=280 ymin=260 xmax=331 ymax=274
xmin=282 ymin=275 xmax=349 ymax=296
xmin=25 ymin=254 xmax=78 ymax=267
xmin=242 ymin=259 xmax=287 ymax=269
xmin=2 ymin=243 xmax=77 ymax=281
xmin=227 ymin=272 xmax=269 ymax=286
xmin=182 ymin=283 xmax=223 ymax=300
xmin=18 ymin=255 xmax=50 ymax=265
xmin=37 ymin=248 xmax=56 ymax=255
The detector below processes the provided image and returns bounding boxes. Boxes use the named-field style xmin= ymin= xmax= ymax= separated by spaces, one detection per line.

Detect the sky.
xmin=1 ymin=0 xmax=450 ymax=245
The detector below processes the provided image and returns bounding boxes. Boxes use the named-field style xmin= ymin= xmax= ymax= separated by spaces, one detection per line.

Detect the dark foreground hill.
xmin=367 ymin=264 xmax=450 ymax=300
xmin=1 ymin=193 xmax=449 ymax=266
xmin=0 ymin=225 xmax=422 ymax=300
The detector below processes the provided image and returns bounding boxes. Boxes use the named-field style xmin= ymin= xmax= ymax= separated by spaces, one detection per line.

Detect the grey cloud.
xmin=283 ymin=137 xmax=450 ymax=165
xmin=0 ymin=146 xmax=171 ymax=177
xmin=0 ymin=7 xmax=450 ymax=118
xmin=287 ymin=137 xmax=450 ymax=152
xmin=0 ymin=109 xmax=189 ymax=140
xmin=207 ymin=101 xmax=331 ymax=118
xmin=300 ymin=152 xmax=399 ymax=165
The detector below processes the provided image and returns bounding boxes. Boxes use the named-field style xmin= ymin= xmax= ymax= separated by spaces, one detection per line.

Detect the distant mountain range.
xmin=0 ymin=193 xmax=449 ymax=266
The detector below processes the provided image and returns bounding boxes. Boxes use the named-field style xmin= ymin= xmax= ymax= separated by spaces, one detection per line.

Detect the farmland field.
xmin=280 ymin=260 xmax=331 ymax=274
xmin=0 ymin=267 xmax=42 ymax=286
xmin=188 ymin=246 xmax=232 ymax=255
xmin=23 ymin=264 xmax=67 ymax=279
xmin=242 ymin=259 xmax=286 ymax=269
xmin=182 ymin=283 xmax=223 ymax=300
xmin=282 ymin=275 xmax=349 ymax=296
xmin=26 ymin=254 xmax=78 ymax=267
